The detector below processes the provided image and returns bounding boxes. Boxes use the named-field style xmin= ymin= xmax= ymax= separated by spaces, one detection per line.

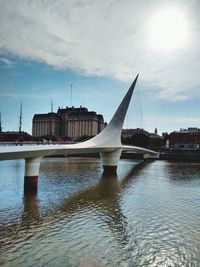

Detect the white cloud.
xmin=0 ymin=0 xmax=200 ymax=100
xmin=0 ymin=57 xmax=15 ymax=66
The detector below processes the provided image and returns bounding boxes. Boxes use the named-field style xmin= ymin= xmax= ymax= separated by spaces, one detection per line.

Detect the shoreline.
xmin=46 ymin=151 xmax=200 ymax=162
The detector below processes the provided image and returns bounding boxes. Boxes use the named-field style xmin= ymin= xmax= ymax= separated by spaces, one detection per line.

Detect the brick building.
xmin=169 ymin=128 xmax=200 ymax=150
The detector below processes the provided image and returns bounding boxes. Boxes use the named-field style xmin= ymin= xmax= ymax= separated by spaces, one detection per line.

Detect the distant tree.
xmin=121 ymin=135 xmax=130 ymax=145
xmin=62 ymin=136 xmax=72 ymax=141
xmin=40 ymin=135 xmax=59 ymax=141
xmin=76 ymin=135 xmax=94 ymax=142
xmin=123 ymin=133 xmax=150 ymax=148
xmin=149 ymin=136 xmax=163 ymax=151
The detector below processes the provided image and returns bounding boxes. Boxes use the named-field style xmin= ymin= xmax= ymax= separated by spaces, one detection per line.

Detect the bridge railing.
xmin=0 ymin=141 xmax=78 ymax=146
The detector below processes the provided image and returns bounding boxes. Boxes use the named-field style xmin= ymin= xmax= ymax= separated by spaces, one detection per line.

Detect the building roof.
xmin=33 ymin=112 xmax=60 ymax=119
xmin=171 ymin=128 xmax=200 ymax=134
xmin=33 ymin=106 xmax=104 ymax=123
xmin=57 ymin=106 xmax=88 ymax=114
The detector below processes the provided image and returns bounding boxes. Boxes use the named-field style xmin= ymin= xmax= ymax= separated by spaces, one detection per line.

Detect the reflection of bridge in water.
xmin=0 ymin=74 xmax=156 ymax=193
xmin=0 ymin=160 xmax=147 ymax=256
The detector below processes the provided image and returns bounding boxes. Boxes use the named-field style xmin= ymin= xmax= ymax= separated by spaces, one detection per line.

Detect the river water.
xmin=0 ymin=158 xmax=200 ymax=267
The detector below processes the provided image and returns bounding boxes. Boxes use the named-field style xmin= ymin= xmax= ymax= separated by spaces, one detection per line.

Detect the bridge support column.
xmin=24 ymin=157 xmax=42 ymax=193
xmin=100 ymin=149 xmax=122 ymax=174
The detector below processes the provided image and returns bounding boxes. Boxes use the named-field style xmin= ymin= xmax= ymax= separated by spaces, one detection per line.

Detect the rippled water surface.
xmin=0 ymin=158 xmax=200 ymax=267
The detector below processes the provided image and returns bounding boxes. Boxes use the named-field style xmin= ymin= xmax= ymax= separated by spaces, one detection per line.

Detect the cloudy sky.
xmin=0 ymin=0 xmax=200 ymax=135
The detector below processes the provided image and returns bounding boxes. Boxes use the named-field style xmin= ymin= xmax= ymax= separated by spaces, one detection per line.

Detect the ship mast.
xmin=19 ymin=101 xmax=22 ymax=133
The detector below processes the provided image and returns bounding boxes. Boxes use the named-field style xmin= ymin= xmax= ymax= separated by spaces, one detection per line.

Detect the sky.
xmin=0 ymin=0 xmax=200 ymax=135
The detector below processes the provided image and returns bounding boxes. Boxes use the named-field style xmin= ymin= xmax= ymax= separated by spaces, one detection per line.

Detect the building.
xmin=169 ymin=128 xmax=200 ymax=151
xmin=32 ymin=106 xmax=105 ymax=139
xmin=32 ymin=112 xmax=61 ymax=137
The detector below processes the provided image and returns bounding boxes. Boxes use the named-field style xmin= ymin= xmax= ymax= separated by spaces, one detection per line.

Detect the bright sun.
xmin=149 ymin=8 xmax=189 ymax=51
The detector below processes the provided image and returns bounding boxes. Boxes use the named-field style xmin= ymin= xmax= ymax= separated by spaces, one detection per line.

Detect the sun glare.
xmin=149 ymin=8 xmax=189 ymax=51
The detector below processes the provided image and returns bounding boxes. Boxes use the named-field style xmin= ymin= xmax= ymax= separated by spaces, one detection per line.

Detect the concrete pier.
xmin=24 ymin=157 xmax=42 ymax=193
xmin=100 ymin=149 xmax=122 ymax=174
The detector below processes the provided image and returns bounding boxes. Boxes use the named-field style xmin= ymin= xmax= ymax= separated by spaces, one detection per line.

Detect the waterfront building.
xmin=32 ymin=106 xmax=105 ymax=139
xmin=32 ymin=113 xmax=61 ymax=137
xmin=169 ymin=127 xmax=200 ymax=151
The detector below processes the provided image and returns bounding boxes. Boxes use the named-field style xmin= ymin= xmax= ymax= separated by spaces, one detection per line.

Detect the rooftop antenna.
xmin=70 ymin=83 xmax=73 ymax=107
xmin=51 ymin=99 xmax=53 ymax=113
xmin=19 ymin=101 xmax=22 ymax=133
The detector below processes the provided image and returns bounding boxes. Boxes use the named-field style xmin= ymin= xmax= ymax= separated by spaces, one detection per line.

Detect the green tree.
xmin=149 ymin=136 xmax=163 ymax=151
xmin=76 ymin=135 xmax=94 ymax=142
xmin=124 ymin=133 xmax=150 ymax=148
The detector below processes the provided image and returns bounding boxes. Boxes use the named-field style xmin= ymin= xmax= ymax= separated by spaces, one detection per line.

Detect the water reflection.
xmin=1 ymin=159 xmax=200 ymax=267
xmin=167 ymin=161 xmax=200 ymax=181
xmin=22 ymin=161 xmax=145 ymax=235
xmin=4 ymin=160 xmax=145 ymax=267
xmin=22 ymin=194 xmax=40 ymax=225
xmin=1 ymin=160 xmax=145 ymax=241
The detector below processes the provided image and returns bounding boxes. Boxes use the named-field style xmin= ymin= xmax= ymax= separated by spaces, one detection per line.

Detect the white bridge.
xmin=0 ymin=74 xmax=157 ymax=191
